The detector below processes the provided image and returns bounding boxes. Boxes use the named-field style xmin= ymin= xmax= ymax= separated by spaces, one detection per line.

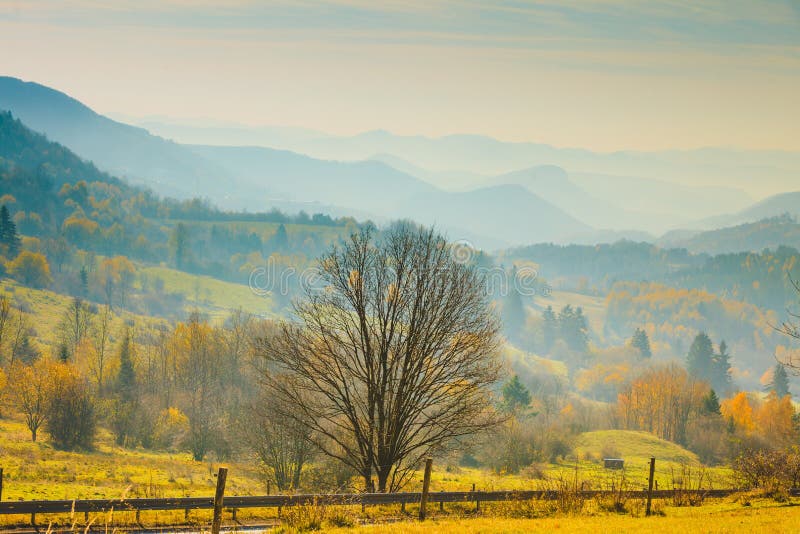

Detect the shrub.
xmin=152 ymin=407 xmax=190 ymax=450
xmin=732 ymin=448 xmax=800 ymax=500
xmin=46 ymin=363 xmax=96 ymax=450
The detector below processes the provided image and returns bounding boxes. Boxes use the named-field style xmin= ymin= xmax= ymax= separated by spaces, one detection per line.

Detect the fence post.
xmin=418 ymin=458 xmax=433 ymax=521
xmin=472 ymin=483 xmax=478 ymax=513
xmin=211 ymin=467 xmax=228 ymax=534
xmin=0 ymin=467 xmax=3 ymax=501
xmin=646 ymin=457 xmax=656 ymax=517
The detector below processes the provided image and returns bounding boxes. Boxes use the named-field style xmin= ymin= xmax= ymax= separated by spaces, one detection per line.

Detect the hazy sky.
xmin=1 ymin=0 xmax=798 ymax=151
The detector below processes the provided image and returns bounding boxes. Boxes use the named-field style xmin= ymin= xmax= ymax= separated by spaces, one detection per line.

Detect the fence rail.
xmin=0 ymin=487 xmax=776 ymax=516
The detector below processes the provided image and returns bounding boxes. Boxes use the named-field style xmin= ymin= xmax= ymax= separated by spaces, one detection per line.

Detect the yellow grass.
xmin=0 ymin=279 xmax=169 ymax=353
xmin=324 ymin=499 xmax=800 ymax=533
xmin=0 ymin=419 xmax=266 ymax=502
xmin=138 ymin=265 xmax=272 ymax=319
xmin=502 ymin=343 xmax=568 ymax=378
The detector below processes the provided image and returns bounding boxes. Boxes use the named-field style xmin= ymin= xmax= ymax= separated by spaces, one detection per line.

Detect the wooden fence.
xmin=0 ymin=463 xmax=784 ymax=531
xmin=0 ymin=488 xmax=758 ymax=515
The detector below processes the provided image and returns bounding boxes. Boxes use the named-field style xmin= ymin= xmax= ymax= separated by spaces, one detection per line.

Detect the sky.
xmin=0 ymin=0 xmax=798 ymax=151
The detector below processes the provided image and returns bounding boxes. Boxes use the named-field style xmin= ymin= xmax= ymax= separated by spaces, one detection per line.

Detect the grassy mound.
xmin=574 ymin=430 xmax=698 ymax=464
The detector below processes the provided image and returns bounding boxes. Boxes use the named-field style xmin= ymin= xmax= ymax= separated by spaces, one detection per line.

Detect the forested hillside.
xmin=0 ymin=111 xmax=359 ymax=316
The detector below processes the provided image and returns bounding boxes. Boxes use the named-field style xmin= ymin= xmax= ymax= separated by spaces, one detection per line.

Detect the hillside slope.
xmin=698 ymin=191 xmax=800 ymax=230
xmin=0 ymin=76 xmax=251 ymax=207
xmin=659 ymin=215 xmax=800 ymax=254
xmin=190 ymin=144 xmax=437 ymax=215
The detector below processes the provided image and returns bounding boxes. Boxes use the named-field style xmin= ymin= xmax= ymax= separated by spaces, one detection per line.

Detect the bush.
xmin=46 ymin=364 xmax=96 ymax=450
xmin=152 ymin=407 xmax=190 ymax=450
xmin=732 ymin=448 xmax=800 ymax=500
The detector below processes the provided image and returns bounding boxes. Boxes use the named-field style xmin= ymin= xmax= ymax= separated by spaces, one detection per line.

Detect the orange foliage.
xmin=617 ymin=364 xmax=706 ymax=443
xmin=721 ymin=392 xmax=755 ymax=433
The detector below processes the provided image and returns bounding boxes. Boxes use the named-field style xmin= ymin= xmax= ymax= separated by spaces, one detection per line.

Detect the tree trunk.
xmin=377 ymin=464 xmax=391 ymax=493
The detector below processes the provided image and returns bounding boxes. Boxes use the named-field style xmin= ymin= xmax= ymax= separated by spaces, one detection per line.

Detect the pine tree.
xmin=687 ymin=332 xmax=715 ymax=382
xmin=502 ymin=266 xmax=525 ymax=342
xmin=701 ymin=389 xmax=721 ymax=415
xmin=113 ymin=329 xmax=139 ymax=446
xmin=117 ymin=329 xmax=136 ymax=401
xmin=631 ymin=327 xmax=652 ymax=358
xmin=170 ymin=223 xmax=190 ymax=270
xmin=268 ymin=223 xmax=289 ymax=252
xmin=0 ymin=205 xmax=21 ymax=257
xmin=502 ymin=375 xmax=531 ymax=412
xmin=766 ymin=363 xmax=790 ymax=398
xmin=712 ymin=340 xmax=733 ymax=393
xmin=542 ymin=305 xmax=557 ymax=352
xmin=558 ymin=305 xmax=588 ymax=352
xmin=79 ymin=266 xmax=89 ymax=297
xmin=58 ymin=343 xmax=69 ymax=363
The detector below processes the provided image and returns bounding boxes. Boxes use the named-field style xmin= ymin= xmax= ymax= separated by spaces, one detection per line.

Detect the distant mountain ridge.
xmin=697 ymin=191 xmax=800 ymax=230
xmin=0 ymin=76 xmax=250 ymax=206
xmin=0 ymin=76 xmax=591 ymax=248
xmin=135 ymin=118 xmax=800 ymax=200
xmin=658 ymin=214 xmax=800 ymax=255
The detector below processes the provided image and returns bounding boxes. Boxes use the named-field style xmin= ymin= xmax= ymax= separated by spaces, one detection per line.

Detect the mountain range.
xmin=1 ymin=75 xmax=799 ymax=251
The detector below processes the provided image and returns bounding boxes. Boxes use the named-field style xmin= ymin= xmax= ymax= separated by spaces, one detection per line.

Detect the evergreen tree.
xmin=170 ymin=223 xmax=190 ymax=270
xmin=542 ymin=305 xmax=557 ymax=352
xmin=765 ymin=363 xmax=790 ymax=398
xmin=631 ymin=327 xmax=652 ymax=358
xmin=502 ymin=267 xmax=525 ymax=342
xmin=79 ymin=266 xmax=89 ymax=297
xmin=58 ymin=343 xmax=69 ymax=363
xmin=112 ymin=329 xmax=139 ymax=446
xmin=116 ymin=329 xmax=136 ymax=400
xmin=687 ymin=332 xmax=715 ymax=382
xmin=558 ymin=305 xmax=588 ymax=352
xmin=0 ymin=205 xmax=21 ymax=257
xmin=701 ymin=389 xmax=721 ymax=415
xmin=712 ymin=340 xmax=733 ymax=393
xmin=502 ymin=375 xmax=531 ymax=412
xmin=268 ymin=223 xmax=290 ymax=252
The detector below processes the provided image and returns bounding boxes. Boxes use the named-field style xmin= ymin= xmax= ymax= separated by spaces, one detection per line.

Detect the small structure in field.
xmin=603 ymin=458 xmax=624 ymax=470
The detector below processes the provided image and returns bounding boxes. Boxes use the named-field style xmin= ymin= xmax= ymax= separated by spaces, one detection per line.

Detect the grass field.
xmin=422 ymin=430 xmax=731 ymax=495
xmin=0 ymin=417 xmax=760 ymax=531
xmin=502 ymin=343 xmax=569 ymax=379
xmin=138 ymin=264 xmax=272 ymax=319
xmin=323 ymin=498 xmax=800 ymax=533
xmin=0 ymin=419 xmax=726 ymax=501
xmin=0 ymin=279 xmax=169 ymax=353
xmin=0 ymin=419 xmax=265 ymax=502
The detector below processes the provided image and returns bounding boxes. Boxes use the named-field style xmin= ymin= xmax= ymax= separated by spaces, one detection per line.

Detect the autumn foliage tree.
xmin=7 ymin=360 xmax=54 ymax=441
xmin=46 ymin=362 xmax=97 ymax=450
xmin=617 ymin=364 xmax=706 ymax=444
xmin=7 ymin=250 xmax=52 ymax=288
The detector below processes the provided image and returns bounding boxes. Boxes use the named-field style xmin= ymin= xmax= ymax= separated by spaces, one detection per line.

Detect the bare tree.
xmin=59 ymin=297 xmax=93 ymax=360
xmin=89 ymin=304 xmax=113 ymax=393
xmin=0 ymin=295 xmax=12 ymax=364
xmin=174 ymin=312 xmax=221 ymax=460
xmin=256 ymin=224 xmax=502 ymax=492
xmin=9 ymin=309 xmax=36 ymax=365
xmin=239 ymin=389 xmax=316 ymax=491
xmin=777 ymin=277 xmax=800 ymax=369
